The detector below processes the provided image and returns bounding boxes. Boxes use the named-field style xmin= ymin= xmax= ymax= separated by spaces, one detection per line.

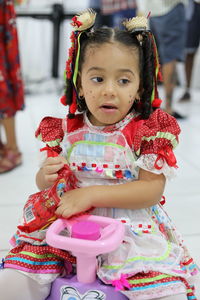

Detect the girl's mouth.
xmin=100 ymin=104 xmax=118 ymax=113
xmin=100 ymin=104 xmax=117 ymax=110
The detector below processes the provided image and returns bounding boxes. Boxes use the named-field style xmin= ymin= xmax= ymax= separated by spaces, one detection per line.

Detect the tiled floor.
xmin=0 ymin=82 xmax=200 ymax=297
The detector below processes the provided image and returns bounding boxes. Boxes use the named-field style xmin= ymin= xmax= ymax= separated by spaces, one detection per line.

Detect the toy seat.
xmin=45 ymin=215 xmax=128 ymax=299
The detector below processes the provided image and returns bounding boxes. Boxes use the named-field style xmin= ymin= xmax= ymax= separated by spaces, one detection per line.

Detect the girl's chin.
xmin=90 ymin=117 xmax=120 ymax=126
xmin=88 ymin=111 xmax=123 ymax=126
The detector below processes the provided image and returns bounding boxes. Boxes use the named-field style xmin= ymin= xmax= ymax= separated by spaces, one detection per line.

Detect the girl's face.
xmin=79 ymin=42 xmax=140 ymax=126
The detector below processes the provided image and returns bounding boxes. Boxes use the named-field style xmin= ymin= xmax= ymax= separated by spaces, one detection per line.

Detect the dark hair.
xmin=66 ymin=27 xmax=157 ymax=120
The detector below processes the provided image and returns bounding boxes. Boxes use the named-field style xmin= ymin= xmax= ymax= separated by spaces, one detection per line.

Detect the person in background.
xmin=101 ymin=0 xmax=137 ymax=27
xmin=142 ymin=0 xmax=187 ymax=119
xmin=89 ymin=0 xmax=103 ymax=27
xmin=179 ymin=0 xmax=200 ymax=102
xmin=0 ymin=0 xmax=24 ymax=173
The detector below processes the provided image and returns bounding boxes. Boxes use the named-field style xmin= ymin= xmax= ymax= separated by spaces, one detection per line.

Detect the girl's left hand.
xmin=55 ymin=187 xmax=94 ymax=219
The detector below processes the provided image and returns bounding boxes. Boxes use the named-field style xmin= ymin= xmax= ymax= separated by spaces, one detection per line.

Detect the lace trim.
xmin=84 ymin=111 xmax=139 ymax=132
xmin=135 ymin=154 xmax=177 ymax=179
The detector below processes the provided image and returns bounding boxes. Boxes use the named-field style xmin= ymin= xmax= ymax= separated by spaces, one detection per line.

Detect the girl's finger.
xmin=45 ymin=173 xmax=58 ymax=183
xmin=44 ymin=156 xmax=65 ymax=167
xmin=44 ymin=163 xmax=64 ymax=175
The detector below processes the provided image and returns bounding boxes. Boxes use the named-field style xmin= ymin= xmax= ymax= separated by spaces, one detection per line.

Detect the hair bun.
xmin=123 ymin=16 xmax=148 ymax=33
xmin=71 ymin=8 xmax=96 ymax=31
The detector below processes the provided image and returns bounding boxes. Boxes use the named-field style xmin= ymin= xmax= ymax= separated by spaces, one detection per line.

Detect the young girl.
xmin=0 ymin=9 xmax=199 ymax=300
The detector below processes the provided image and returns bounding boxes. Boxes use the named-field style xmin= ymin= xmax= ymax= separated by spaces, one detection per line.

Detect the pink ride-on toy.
xmin=45 ymin=215 xmax=128 ymax=300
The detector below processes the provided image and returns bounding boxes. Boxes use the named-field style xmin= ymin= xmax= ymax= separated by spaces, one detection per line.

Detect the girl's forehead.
xmin=82 ymin=42 xmax=140 ymax=70
xmin=85 ymin=41 xmax=138 ymax=55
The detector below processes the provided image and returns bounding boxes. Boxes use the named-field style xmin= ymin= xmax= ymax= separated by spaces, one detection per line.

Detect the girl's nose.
xmin=103 ymin=81 xmax=116 ymax=97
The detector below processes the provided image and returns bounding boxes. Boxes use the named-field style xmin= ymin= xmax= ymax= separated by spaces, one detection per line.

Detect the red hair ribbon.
xmin=154 ymin=147 xmax=177 ymax=170
xmin=40 ymin=145 xmax=59 ymax=157
xmin=60 ymin=94 xmax=67 ymax=106
xmin=147 ymin=12 xmax=151 ymax=19
xmin=151 ymin=98 xmax=162 ymax=108
xmin=71 ymin=16 xmax=83 ymax=28
xmin=157 ymin=66 xmax=163 ymax=82
xmin=69 ymin=89 xmax=77 ymax=115
xmin=66 ymin=31 xmax=76 ymax=80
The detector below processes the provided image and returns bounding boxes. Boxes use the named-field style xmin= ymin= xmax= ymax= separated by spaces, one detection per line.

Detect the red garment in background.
xmin=101 ymin=0 xmax=137 ymax=14
xmin=0 ymin=0 xmax=24 ymax=119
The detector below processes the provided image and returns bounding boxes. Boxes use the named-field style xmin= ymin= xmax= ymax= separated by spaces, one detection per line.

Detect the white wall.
xmin=16 ymin=0 xmax=89 ymax=82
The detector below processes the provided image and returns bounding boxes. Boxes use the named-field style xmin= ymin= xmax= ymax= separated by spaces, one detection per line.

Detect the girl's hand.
xmin=36 ymin=156 xmax=67 ymax=190
xmin=55 ymin=187 xmax=94 ymax=219
xmin=41 ymin=156 xmax=66 ymax=185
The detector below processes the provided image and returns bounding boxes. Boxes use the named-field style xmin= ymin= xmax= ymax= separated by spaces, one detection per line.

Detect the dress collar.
xmin=84 ymin=111 xmax=139 ymax=132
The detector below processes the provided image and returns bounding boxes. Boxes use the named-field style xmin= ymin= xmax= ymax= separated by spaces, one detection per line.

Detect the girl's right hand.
xmin=42 ymin=156 xmax=66 ymax=184
xmin=36 ymin=156 xmax=67 ymax=190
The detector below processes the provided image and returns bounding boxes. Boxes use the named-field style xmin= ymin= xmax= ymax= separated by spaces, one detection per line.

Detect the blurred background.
xmin=0 ymin=0 xmax=200 ymax=296
xmin=15 ymin=0 xmax=200 ymax=93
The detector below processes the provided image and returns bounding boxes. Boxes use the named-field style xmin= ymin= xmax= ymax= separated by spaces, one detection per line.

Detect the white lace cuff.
xmin=135 ymin=154 xmax=177 ymax=180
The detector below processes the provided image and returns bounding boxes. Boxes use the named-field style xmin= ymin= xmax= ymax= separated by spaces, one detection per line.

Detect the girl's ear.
xmin=137 ymin=86 xmax=144 ymax=99
xmin=135 ymin=91 xmax=140 ymax=100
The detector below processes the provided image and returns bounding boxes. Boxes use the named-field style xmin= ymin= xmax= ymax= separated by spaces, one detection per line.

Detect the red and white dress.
xmin=4 ymin=109 xmax=199 ymax=299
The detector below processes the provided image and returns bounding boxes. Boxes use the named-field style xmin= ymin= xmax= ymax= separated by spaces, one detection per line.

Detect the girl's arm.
xmin=55 ymin=169 xmax=166 ymax=218
xmin=93 ymin=168 xmax=165 ymax=209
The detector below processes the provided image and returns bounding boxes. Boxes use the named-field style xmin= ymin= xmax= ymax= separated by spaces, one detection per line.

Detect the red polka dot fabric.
xmin=35 ymin=116 xmax=64 ymax=154
xmin=133 ymin=109 xmax=181 ymax=155
xmin=4 ymin=243 xmax=76 ymax=274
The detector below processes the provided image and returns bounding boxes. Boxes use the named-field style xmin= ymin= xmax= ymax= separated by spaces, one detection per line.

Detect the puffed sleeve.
xmin=35 ymin=116 xmax=64 ymax=156
xmin=134 ymin=109 xmax=181 ymax=179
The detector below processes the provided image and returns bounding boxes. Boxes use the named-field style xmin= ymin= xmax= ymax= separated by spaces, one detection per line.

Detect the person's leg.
xmin=185 ymin=52 xmax=195 ymax=91
xmin=162 ymin=5 xmax=186 ymax=117
xmin=180 ymin=1 xmax=200 ymax=102
xmin=179 ymin=52 xmax=196 ymax=101
xmin=0 ymin=116 xmax=18 ymax=151
xmin=0 ymin=269 xmax=51 ymax=300
xmin=151 ymin=4 xmax=186 ymax=118
xmin=162 ymin=60 xmax=176 ymax=115
xmin=0 ymin=127 xmax=5 ymax=156
xmin=149 ymin=16 xmax=181 ymax=116
xmin=0 ymin=116 xmax=22 ymax=173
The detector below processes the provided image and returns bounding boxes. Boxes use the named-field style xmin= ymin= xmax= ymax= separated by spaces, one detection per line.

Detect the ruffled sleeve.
xmin=35 ymin=116 xmax=64 ymax=156
xmin=134 ymin=109 xmax=181 ymax=179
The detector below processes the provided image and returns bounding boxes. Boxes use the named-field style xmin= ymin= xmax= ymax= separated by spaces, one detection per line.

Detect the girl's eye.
xmin=91 ymin=77 xmax=103 ymax=83
xmin=119 ymin=78 xmax=130 ymax=85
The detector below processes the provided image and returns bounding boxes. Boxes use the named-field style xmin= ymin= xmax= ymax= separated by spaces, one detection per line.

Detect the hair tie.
xmin=60 ymin=9 xmax=96 ymax=117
